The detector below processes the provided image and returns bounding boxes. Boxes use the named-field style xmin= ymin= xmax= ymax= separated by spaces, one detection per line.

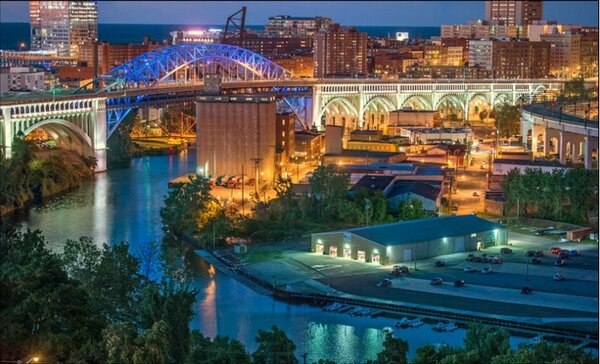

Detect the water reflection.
xmin=16 ymin=151 xmax=535 ymax=363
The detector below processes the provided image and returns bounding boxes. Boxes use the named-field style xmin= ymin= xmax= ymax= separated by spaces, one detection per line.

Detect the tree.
xmin=491 ymin=342 xmax=596 ymax=364
xmin=0 ymin=226 xmax=95 ymax=362
xmin=479 ymin=110 xmax=488 ymax=123
xmin=463 ymin=323 xmax=510 ymax=362
xmin=252 ymin=326 xmax=298 ymax=364
xmin=371 ymin=331 xmax=408 ymax=364
xmin=160 ymin=175 xmax=215 ymax=237
xmin=186 ymin=331 xmax=251 ymax=364
xmin=501 ymin=168 xmax=525 ymax=219
xmin=561 ymin=77 xmax=587 ymax=100
xmin=273 ymin=174 xmax=293 ymax=200
xmin=495 ymin=103 xmax=520 ymax=138
xmin=397 ymin=199 xmax=429 ymax=221
xmin=104 ymin=321 xmax=170 ymax=364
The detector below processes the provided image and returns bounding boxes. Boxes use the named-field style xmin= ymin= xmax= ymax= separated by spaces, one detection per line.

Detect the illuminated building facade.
xmin=30 ymin=0 xmax=98 ymax=57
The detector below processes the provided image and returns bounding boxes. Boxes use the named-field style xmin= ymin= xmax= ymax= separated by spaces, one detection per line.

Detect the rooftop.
xmin=344 ymin=215 xmax=505 ymax=246
xmin=388 ymin=180 xmax=441 ymax=201
xmin=349 ymin=175 xmax=395 ymax=193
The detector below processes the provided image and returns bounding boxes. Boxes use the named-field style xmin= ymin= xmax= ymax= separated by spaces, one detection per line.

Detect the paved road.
xmin=391 ymin=277 xmax=598 ymax=313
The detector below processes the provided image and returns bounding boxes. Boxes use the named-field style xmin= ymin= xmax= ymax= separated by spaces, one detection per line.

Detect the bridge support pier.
xmin=584 ymin=136 xmax=599 ymax=170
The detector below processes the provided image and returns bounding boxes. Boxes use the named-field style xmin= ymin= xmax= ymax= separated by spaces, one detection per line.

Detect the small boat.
xmin=432 ymin=322 xmax=447 ymax=332
xmin=410 ymin=318 xmax=424 ymax=328
xmin=444 ymin=323 xmax=458 ymax=332
xmin=395 ymin=317 xmax=412 ymax=328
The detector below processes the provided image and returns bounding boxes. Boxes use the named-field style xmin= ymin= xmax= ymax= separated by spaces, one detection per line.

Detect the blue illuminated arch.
xmin=98 ymin=44 xmax=296 ymax=91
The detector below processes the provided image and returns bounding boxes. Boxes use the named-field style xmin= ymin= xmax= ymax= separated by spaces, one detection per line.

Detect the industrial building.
xmin=311 ymin=215 xmax=507 ymax=265
xmin=196 ymin=95 xmax=278 ymax=182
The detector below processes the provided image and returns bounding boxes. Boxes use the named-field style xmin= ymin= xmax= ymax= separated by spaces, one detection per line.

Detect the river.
xmin=14 ymin=149 xmax=531 ymax=362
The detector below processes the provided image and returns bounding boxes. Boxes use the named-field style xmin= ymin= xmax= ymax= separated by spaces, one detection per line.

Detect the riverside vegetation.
xmin=1 ymin=173 xmax=596 ymax=363
xmin=0 ymin=134 xmax=96 ymax=216
xmin=0 ymin=222 xmax=594 ymax=364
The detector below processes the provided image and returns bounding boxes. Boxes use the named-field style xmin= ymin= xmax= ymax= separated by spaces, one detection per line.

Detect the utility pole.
xmin=250 ymin=158 xmax=262 ymax=195
xmin=241 ymin=163 xmax=245 ymax=215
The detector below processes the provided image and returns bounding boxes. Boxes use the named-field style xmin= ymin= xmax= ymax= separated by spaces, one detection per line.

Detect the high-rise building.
xmin=492 ymin=40 xmax=550 ymax=79
xmin=30 ymin=1 xmax=98 ymax=57
xmin=265 ymin=15 xmax=332 ymax=38
xmin=540 ymin=32 xmax=582 ymax=78
xmin=485 ymin=1 xmax=543 ymax=26
xmin=468 ymin=40 xmax=494 ymax=70
xmin=314 ymin=24 xmax=367 ymax=78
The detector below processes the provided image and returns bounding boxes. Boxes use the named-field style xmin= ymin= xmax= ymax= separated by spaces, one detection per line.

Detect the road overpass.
xmin=521 ymin=102 xmax=598 ymax=169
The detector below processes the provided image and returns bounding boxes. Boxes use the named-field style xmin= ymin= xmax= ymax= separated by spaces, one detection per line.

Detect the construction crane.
xmin=223 ymin=6 xmax=246 ymax=42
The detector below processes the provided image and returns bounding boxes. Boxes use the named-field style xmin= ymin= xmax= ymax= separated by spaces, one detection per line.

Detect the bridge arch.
xmin=468 ymin=93 xmax=492 ymax=121
xmin=493 ymin=93 xmax=512 ymax=107
xmin=97 ymin=44 xmax=296 ymax=91
xmin=317 ymin=97 xmax=359 ymax=128
xmin=401 ymin=95 xmax=432 ymax=110
xmin=22 ymin=118 xmax=94 ymax=156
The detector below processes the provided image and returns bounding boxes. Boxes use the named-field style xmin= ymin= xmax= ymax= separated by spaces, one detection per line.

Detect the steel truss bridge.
xmin=1 ymin=43 xmax=564 ymax=171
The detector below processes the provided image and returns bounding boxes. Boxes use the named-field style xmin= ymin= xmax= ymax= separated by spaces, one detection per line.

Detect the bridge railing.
xmin=524 ymin=102 xmax=599 ymax=128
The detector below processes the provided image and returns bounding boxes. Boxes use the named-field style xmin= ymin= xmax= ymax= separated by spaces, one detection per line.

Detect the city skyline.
xmin=1 ymin=1 xmax=598 ymax=26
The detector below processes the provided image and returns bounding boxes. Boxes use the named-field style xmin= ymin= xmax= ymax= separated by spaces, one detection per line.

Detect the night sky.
xmin=0 ymin=1 xmax=598 ymax=26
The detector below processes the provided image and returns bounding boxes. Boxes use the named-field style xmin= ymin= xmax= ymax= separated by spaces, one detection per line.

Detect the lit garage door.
xmin=455 ymin=237 xmax=465 ymax=252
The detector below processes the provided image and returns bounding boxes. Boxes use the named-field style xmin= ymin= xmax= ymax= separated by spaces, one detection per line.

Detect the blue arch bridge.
xmin=1 ymin=44 xmax=564 ymax=171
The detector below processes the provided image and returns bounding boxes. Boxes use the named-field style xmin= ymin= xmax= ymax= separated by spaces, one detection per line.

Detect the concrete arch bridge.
xmin=312 ymin=81 xmax=562 ymax=130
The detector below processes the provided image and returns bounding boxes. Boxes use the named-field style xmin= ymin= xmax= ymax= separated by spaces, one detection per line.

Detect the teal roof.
xmin=346 ymin=215 xmax=505 ymax=246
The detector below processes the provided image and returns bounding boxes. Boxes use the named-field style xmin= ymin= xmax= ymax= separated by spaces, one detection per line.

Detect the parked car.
xmin=550 ymin=247 xmax=561 ymax=255
xmin=490 ymin=257 xmax=502 ymax=264
xmin=392 ymin=265 xmax=409 ymax=275
xmin=500 ymin=247 xmax=513 ymax=255
xmin=555 ymin=259 xmax=565 ymax=266
xmin=430 ymin=277 xmax=443 ymax=285
xmin=568 ymin=250 xmax=578 ymax=257
xmin=434 ymin=260 xmax=446 ymax=267
xmin=454 ymin=279 xmax=465 ymax=287
xmin=530 ymin=258 xmax=541 ymax=265
xmin=521 ymin=286 xmax=533 ymax=294
xmin=216 ymin=175 xmax=230 ymax=186
xmin=472 ymin=192 xmax=480 ymax=197
xmin=534 ymin=250 xmax=545 ymax=257
xmin=525 ymin=250 xmax=536 ymax=257
xmin=466 ymin=254 xmax=482 ymax=262
xmin=558 ymin=252 xmax=569 ymax=260
xmin=377 ymin=278 xmax=392 ymax=287
xmin=553 ymin=273 xmax=564 ymax=281
xmin=464 ymin=266 xmax=476 ymax=273
xmin=482 ymin=267 xmax=492 ymax=274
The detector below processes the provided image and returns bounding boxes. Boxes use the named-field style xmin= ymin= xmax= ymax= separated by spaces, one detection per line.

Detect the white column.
xmin=559 ymin=131 xmax=566 ymax=165
xmin=311 ymin=86 xmax=322 ymax=130
xmin=93 ymin=99 xmax=108 ymax=172
xmin=1 ymin=107 xmax=13 ymax=158
xmin=357 ymin=89 xmax=365 ymax=128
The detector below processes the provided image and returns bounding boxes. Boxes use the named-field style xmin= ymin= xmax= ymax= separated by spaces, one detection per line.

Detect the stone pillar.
xmin=357 ymin=88 xmax=365 ymax=128
xmin=559 ymin=131 xmax=566 ymax=164
xmin=584 ymin=136 xmax=599 ymax=170
xmin=1 ymin=106 xmax=12 ymax=158
xmin=93 ymin=99 xmax=108 ymax=172
xmin=311 ymin=87 xmax=322 ymax=130
xmin=304 ymin=96 xmax=313 ymax=129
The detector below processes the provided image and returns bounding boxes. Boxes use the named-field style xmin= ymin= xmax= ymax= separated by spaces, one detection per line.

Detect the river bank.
xmin=204 ymin=240 xmax=598 ymax=343
xmin=0 ymin=148 xmax=95 ymax=217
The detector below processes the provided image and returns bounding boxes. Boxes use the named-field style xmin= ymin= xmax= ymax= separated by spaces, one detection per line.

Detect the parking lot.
xmin=282 ymin=230 xmax=598 ymax=320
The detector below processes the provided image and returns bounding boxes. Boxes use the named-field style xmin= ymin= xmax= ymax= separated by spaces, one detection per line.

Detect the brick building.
xmin=314 ymin=24 xmax=368 ymax=77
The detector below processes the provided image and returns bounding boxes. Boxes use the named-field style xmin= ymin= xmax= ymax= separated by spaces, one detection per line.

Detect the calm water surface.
xmin=16 ymin=150 xmax=530 ymax=362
